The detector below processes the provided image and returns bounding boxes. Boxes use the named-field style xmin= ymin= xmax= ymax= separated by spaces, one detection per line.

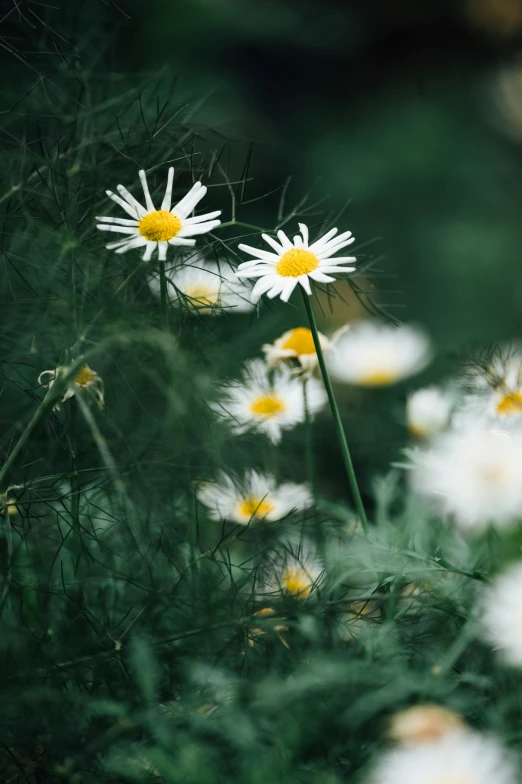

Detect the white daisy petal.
xmin=261 ymin=233 xmax=286 ymax=253
xmin=183 ymin=210 xmax=222 ymax=225
xmin=157 ymin=242 xmax=168 ymax=261
xmin=308 ymin=270 xmax=335 ymax=283
xmin=298 ymin=275 xmax=312 ymax=294
xmin=168 ymin=237 xmax=197 ymax=247
xmin=237 ymin=244 xmax=280 ymax=261
xmin=142 ymin=243 xmax=156 ymax=262
xmin=95 ymin=216 xmax=139 ymax=226
xmin=177 ymin=220 xmax=221 ymax=237
xmin=96 ymin=225 xmax=139 ymax=235
xmin=298 ymin=223 xmax=309 ymax=247
xmin=116 ymin=184 xmax=148 ymax=217
xmin=115 ymin=236 xmax=148 ymax=254
xmin=138 ymin=169 xmax=156 ymax=212
xmin=276 ymin=230 xmax=293 ymax=249
xmin=173 ymin=182 xmax=205 ymax=218
xmin=308 ymin=227 xmax=338 ymax=251
xmin=160 ymin=167 xmax=175 ymax=211
xmin=252 ymin=275 xmax=279 ymax=302
xmin=106 ymin=190 xmax=143 ymax=219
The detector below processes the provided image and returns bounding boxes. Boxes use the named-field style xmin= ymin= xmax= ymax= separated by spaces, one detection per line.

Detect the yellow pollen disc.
xmin=186 ymin=284 xmax=219 ymax=308
xmin=496 ymin=390 xmax=522 ymax=416
xmin=75 ymin=367 xmax=97 ymax=386
xmin=239 ymin=497 xmax=275 ymax=519
xmin=281 ymin=327 xmax=316 ymax=356
xmin=282 ymin=567 xmax=313 ymax=598
xmin=276 ymin=248 xmax=319 ymax=278
xmin=249 ymin=395 xmax=286 ymax=418
xmin=358 ymin=369 xmax=400 ymax=386
xmin=138 ymin=210 xmax=182 ymax=242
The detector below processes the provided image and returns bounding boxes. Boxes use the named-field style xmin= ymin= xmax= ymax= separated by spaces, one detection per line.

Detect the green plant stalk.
xmin=159 ymin=260 xmax=169 ymax=330
xmin=302 ymin=290 xmax=368 ymax=531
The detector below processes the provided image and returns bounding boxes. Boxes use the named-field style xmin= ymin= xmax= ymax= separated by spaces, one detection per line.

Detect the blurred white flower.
xmin=410 ymin=425 xmax=522 ymax=533
xmin=149 ymin=260 xmax=254 ymax=313
xmin=212 ymin=359 xmax=327 ymax=444
xmin=387 ymin=704 xmax=465 ymax=744
xmin=96 ymin=168 xmax=221 ymax=261
xmin=235 ymin=222 xmax=356 ymax=303
xmin=196 ymin=470 xmax=312 ymax=524
xmin=369 ymin=730 xmax=516 ymax=784
xmin=39 ymin=364 xmax=104 ymax=410
xmin=407 ymin=387 xmax=452 ymax=438
xmin=327 ymin=322 xmax=431 ymax=387
xmin=480 ymin=560 xmax=522 ymax=666
xmin=262 ymin=544 xmax=323 ymax=600
xmin=262 ymin=326 xmax=332 ymax=374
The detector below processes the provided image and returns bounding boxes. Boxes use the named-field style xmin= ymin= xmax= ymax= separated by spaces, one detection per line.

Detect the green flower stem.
xmin=302 ymin=290 xmax=369 ymax=532
xmin=159 ymin=260 xmax=169 ymax=330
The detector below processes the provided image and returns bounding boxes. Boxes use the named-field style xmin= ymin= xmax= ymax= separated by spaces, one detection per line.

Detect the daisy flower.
xmin=338 ymin=600 xmax=381 ymax=642
xmin=261 ymin=543 xmax=323 ymax=600
xmin=235 ymin=222 xmax=356 ymax=303
xmin=196 ymin=470 xmax=313 ymax=524
xmin=327 ymin=322 xmax=431 ymax=387
xmin=410 ymin=425 xmax=522 ymax=533
xmin=96 ymin=168 xmax=221 ymax=261
xmin=407 ymin=387 xmax=452 ymax=439
xmin=212 ymin=359 xmax=327 ymax=444
xmin=262 ymin=326 xmax=333 ymax=374
xmin=38 ymin=365 xmax=104 ymax=410
xmin=479 ymin=560 xmax=522 ymax=666
xmin=387 ymin=704 xmax=465 ymax=744
xmin=149 ymin=258 xmax=254 ymax=313
xmin=368 ymin=730 xmax=516 ymax=784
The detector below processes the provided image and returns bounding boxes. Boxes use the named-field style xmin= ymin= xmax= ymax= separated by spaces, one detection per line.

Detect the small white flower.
xmin=410 ymin=425 xmax=522 ymax=533
xmin=96 ymin=168 xmax=221 ymax=261
xmin=39 ymin=364 xmax=104 ymax=410
xmin=235 ymin=222 xmax=356 ymax=303
xmin=262 ymin=326 xmax=332 ymax=374
xmin=212 ymin=359 xmax=327 ymax=444
xmin=368 ymin=730 xmax=517 ymax=784
xmin=480 ymin=560 xmax=522 ymax=666
xmin=327 ymin=322 xmax=431 ymax=387
xmin=261 ymin=543 xmax=323 ymax=600
xmin=196 ymin=470 xmax=312 ymax=524
xmin=407 ymin=387 xmax=452 ymax=439
xmin=149 ymin=258 xmax=254 ymax=313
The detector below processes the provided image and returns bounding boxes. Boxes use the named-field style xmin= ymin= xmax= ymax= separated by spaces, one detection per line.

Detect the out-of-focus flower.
xmin=388 ymin=704 xmax=465 ymax=744
xmin=466 ymin=0 xmax=522 ymax=37
xmin=212 ymin=359 xmax=327 ymax=444
xmin=96 ymin=168 xmax=221 ymax=261
xmin=38 ymin=365 xmax=104 ymax=410
xmin=0 ymin=497 xmax=18 ymax=517
xmin=262 ymin=545 xmax=323 ymax=600
xmin=410 ymin=425 xmax=522 ymax=533
xmin=263 ymin=326 xmax=331 ymax=374
xmin=149 ymin=259 xmax=254 ymax=313
xmin=368 ymin=730 xmax=516 ymax=784
xmin=480 ymin=560 xmax=522 ymax=666
xmin=407 ymin=387 xmax=452 ymax=438
xmin=236 ymin=222 xmax=356 ymax=303
xmin=338 ymin=600 xmax=381 ymax=642
xmin=196 ymin=470 xmax=312 ymax=524
xmin=327 ymin=322 xmax=431 ymax=387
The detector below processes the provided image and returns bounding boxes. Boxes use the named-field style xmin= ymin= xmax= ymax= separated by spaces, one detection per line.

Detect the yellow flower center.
xmin=282 ymin=567 xmax=313 ymax=598
xmin=249 ymin=395 xmax=286 ymax=418
xmin=276 ymin=248 xmax=319 ymax=278
xmin=75 ymin=367 xmax=97 ymax=387
xmin=281 ymin=327 xmax=316 ymax=356
xmin=186 ymin=284 xmax=219 ymax=309
xmin=358 ymin=369 xmax=400 ymax=386
xmin=138 ymin=210 xmax=182 ymax=242
xmin=239 ymin=496 xmax=275 ymax=519
xmin=496 ymin=390 xmax=522 ymax=416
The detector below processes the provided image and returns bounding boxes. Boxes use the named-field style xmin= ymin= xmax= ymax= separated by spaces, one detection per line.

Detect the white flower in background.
xmin=480 ymin=560 xmax=522 ymax=666
xmin=262 ymin=325 xmax=344 ymax=374
xmin=262 ymin=544 xmax=323 ymax=600
xmin=196 ymin=470 xmax=312 ymax=524
xmin=235 ymin=222 xmax=356 ymax=303
xmin=96 ymin=168 xmax=221 ymax=261
xmin=407 ymin=388 xmax=452 ymax=439
xmin=149 ymin=259 xmax=254 ymax=313
xmin=387 ymin=704 xmax=465 ymax=744
xmin=38 ymin=365 xmax=104 ymax=409
xmin=368 ymin=730 xmax=516 ymax=784
xmin=327 ymin=322 xmax=431 ymax=387
xmin=212 ymin=359 xmax=327 ymax=444
xmin=410 ymin=425 xmax=522 ymax=533
xmin=338 ymin=600 xmax=381 ymax=642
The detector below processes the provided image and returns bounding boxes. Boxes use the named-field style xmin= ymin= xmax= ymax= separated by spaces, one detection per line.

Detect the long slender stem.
xmin=159 ymin=260 xmax=169 ymax=330
xmin=301 ymin=290 xmax=368 ymax=531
